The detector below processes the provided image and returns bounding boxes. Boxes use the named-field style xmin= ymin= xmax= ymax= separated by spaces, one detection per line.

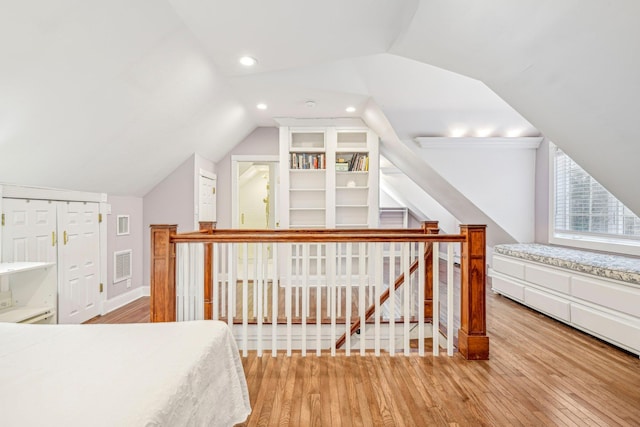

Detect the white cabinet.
xmin=0 ymin=262 xmax=57 ymax=323
xmin=279 ymin=126 xmax=379 ymax=230
xmin=490 ymin=254 xmax=640 ymax=356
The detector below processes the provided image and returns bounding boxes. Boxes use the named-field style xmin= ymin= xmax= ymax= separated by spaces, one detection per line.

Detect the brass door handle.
xmin=63 ymin=231 xmax=68 ymax=245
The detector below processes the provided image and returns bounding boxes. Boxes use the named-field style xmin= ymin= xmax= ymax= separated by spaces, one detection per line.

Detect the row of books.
xmin=290 ymin=153 xmax=326 ymax=170
xmin=337 ymin=153 xmax=369 ymax=172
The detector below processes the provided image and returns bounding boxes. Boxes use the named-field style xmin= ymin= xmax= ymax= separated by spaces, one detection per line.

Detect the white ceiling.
xmin=0 ymin=0 xmax=637 ymax=216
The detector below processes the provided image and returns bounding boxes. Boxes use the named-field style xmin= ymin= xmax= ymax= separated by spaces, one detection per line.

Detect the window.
xmin=552 ymin=145 xmax=640 ymax=253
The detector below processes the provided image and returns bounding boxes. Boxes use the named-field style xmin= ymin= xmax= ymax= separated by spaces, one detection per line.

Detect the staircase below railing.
xmin=149 ymin=223 xmax=489 ymax=360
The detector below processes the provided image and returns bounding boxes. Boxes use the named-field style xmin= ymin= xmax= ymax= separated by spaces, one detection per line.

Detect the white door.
xmin=1 ymin=198 xmax=57 ymax=263
xmin=57 ymin=202 xmax=101 ymax=324
xmin=198 ymin=172 xmax=217 ymax=223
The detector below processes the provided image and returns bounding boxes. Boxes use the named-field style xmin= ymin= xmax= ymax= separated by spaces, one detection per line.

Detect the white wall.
xmin=215 ymin=127 xmax=279 ymax=228
xmin=106 ymin=195 xmax=144 ymax=299
xmin=380 ymin=172 xmax=460 ymax=235
xmin=418 ymin=142 xmax=537 ymax=243
xmin=142 ymin=155 xmax=196 ymax=287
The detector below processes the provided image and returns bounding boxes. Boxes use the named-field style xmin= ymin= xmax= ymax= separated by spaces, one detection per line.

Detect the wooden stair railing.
xmin=150 ymin=222 xmax=489 ymax=359
xmin=335 ymin=222 xmax=439 ymax=349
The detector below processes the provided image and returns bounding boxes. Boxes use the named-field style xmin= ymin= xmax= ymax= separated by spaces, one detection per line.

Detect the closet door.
xmin=57 ymin=202 xmax=101 ymax=324
xmin=1 ymin=198 xmax=57 ymax=263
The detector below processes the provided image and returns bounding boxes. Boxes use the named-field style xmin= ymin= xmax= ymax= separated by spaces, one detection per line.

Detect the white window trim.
xmin=547 ymin=143 xmax=640 ymax=256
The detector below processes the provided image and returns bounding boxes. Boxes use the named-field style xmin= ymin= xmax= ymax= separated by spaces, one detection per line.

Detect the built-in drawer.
xmin=524 ymin=288 xmax=571 ymax=322
xmin=492 ymin=256 xmax=525 ymax=280
xmin=571 ymin=276 xmax=640 ymax=318
xmin=524 ymin=264 xmax=571 ymax=295
xmin=571 ymin=305 xmax=640 ymax=354
xmin=491 ymin=276 xmax=524 ymax=301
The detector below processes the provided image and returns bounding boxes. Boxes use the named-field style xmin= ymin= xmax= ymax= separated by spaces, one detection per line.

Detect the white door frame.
xmin=231 ymin=155 xmax=280 ymax=229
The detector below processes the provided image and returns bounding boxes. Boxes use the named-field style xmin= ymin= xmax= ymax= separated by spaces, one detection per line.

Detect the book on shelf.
xmin=346 ymin=153 xmax=369 ymax=172
xmin=290 ymin=152 xmax=325 ymax=170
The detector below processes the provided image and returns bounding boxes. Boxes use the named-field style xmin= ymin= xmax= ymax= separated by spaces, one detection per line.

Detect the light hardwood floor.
xmin=89 ymin=290 xmax=640 ymax=426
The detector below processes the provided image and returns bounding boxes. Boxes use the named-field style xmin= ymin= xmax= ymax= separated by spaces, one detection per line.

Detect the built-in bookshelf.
xmin=285 ymin=129 xmax=327 ymax=228
xmin=335 ymin=130 xmax=373 ymax=228
xmin=279 ymin=125 xmax=378 ymax=230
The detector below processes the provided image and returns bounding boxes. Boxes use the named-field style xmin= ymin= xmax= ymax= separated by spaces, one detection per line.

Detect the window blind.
xmin=554 ymin=148 xmax=640 ymax=239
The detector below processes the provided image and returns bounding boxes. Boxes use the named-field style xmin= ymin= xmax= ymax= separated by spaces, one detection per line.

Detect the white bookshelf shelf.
xmin=0 ymin=306 xmax=55 ymax=323
xmin=0 ymin=262 xmax=56 ymax=276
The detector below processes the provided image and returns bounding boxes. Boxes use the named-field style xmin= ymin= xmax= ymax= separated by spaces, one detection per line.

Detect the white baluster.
xmin=316 ymin=243 xmax=322 ymax=356
xmin=227 ymin=244 xmax=235 ymax=332
xmin=301 ymin=243 xmax=308 ymax=356
xmin=359 ymin=242 xmax=366 ymax=356
xmin=329 ymin=243 xmax=337 ymax=357
xmin=242 ymin=243 xmax=248 ymax=357
xmin=403 ymin=242 xmax=411 ymax=356
xmin=213 ymin=243 xmax=219 ymax=321
xmin=432 ymin=242 xmax=440 ymax=356
xmin=257 ymin=243 xmax=263 ymax=356
xmin=389 ymin=242 xmax=395 ymax=356
xmin=447 ymin=243 xmax=455 ymax=356
xmin=272 ymin=243 xmax=279 ymax=357
xmin=345 ymin=243 xmax=352 ymax=356
xmin=286 ymin=243 xmax=292 ymax=357
xmin=374 ymin=243 xmax=382 ymax=356
xmin=418 ymin=242 xmax=425 ymax=357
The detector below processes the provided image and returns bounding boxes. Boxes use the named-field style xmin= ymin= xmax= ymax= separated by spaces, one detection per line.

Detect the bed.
xmin=0 ymin=320 xmax=251 ymax=426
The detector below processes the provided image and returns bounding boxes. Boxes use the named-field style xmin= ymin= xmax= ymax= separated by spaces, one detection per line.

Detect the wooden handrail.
xmin=169 ymin=230 xmax=465 ymax=244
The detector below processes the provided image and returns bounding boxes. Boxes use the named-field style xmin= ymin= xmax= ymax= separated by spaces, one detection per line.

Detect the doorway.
xmin=231 ymin=156 xmax=279 ymax=279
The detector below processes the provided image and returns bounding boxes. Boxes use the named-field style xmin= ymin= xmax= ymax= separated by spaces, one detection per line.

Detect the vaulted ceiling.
xmin=1 ymin=1 xmax=638 ymax=215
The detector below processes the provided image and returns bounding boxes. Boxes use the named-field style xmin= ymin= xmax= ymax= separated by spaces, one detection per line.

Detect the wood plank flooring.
xmin=90 ymin=290 xmax=640 ymax=426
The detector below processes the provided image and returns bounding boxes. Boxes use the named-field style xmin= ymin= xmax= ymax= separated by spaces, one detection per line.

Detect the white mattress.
xmin=0 ymin=320 xmax=251 ymax=426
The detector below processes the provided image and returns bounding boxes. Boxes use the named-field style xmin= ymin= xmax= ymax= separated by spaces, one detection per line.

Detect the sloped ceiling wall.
xmin=391 ymin=0 xmax=640 ymax=215
xmin=1 ymin=0 xmax=637 ymax=219
xmin=0 ymin=1 xmax=255 ymax=196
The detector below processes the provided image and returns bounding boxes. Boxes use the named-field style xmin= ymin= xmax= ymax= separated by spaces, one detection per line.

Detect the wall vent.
xmin=117 ymin=215 xmax=130 ymax=236
xmin=114 ymin=249 xmax=132 ymax=283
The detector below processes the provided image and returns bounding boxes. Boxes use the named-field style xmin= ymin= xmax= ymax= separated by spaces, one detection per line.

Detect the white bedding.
xmin=0 ymin=320 xmax=250 ymax=426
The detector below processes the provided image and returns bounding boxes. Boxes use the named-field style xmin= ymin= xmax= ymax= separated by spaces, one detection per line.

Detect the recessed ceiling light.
xmin=239 ymin=56 xmax=257 ymax=67
xmin=256 ymin=103 xmax=267 ymax=110
xmin=475 ymin=128 xmax=493 ymax=137
xmin=345 ymin=106 xmax=356 ymax=113
xmin=449 ymin=128 xmax=466 ymax=137
xmin=305 ymin=100 xmax=316 ymax=108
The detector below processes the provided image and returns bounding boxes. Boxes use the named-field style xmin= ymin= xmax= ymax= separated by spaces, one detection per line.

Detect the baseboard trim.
xmin=104 ymin=287 xmax=146 ymax=314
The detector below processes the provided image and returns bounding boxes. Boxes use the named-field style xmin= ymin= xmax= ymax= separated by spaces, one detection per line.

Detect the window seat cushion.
xmin=493 ymin=243 xmax=640 ymax=285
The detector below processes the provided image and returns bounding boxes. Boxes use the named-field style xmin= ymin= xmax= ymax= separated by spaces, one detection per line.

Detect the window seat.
xmin=493 ymin=243 xmax=640 ymax=285
xmin=490 ymin=243 xmax=640 ymax=356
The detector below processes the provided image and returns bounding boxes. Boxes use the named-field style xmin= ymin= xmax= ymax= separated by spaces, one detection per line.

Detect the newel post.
xmin=150 ymin=224 xmax=177 ymax=322
xmin=421 ymin=221 xmax=439 ymax=319
xmin=199 ymin=221 xmax=216 ymax=320
xmin=458 ymin=225 xmax=490 ymax=360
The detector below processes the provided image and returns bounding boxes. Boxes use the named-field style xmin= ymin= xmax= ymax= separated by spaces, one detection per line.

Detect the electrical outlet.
xmin=126 ymin=278 xmax=131 ymax=289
